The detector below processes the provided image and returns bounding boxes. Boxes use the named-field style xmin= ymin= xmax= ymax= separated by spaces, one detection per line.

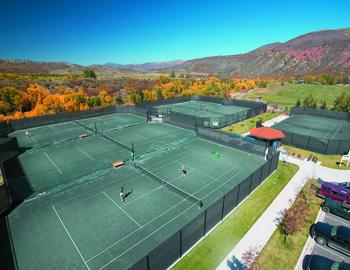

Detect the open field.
xmin=221 ymin=112 xmax=278 ymax=135
xmin=172 ymin=162 xmax=298 ymax=270
xmin=244 ymin=83 xmax=350 ymax=109
xmin=257 ymin=180 xmax=322 ymax=270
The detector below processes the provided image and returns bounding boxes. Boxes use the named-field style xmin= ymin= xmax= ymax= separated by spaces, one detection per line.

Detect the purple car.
xmin=317 ymin=182 xmax=350 ymax=205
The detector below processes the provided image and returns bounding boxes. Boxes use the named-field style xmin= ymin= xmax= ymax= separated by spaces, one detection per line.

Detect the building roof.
xmin=249 ymin=126 xmax=286 ymax=140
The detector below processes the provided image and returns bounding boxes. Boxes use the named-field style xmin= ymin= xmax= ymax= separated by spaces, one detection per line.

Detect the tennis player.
xmin=119 ymin=187 xmax=125 ymax=202
xmin=181 ymin=164 xmax=187 ymax=176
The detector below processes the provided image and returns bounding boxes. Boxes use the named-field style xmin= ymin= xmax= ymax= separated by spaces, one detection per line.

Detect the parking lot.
xmin=298 ymin=207 xmax=350 ymax=269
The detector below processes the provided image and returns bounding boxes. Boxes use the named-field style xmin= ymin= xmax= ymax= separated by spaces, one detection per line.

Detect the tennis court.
xmin=273 ymin=114 xmax=350 ymax=154
xmin=273 ymin=115 xmax=350 ymax=141
xmin=7 ymin=112 xmax=271 ymax=270
xmin=155 ymin=100 xmax=249 ymax=118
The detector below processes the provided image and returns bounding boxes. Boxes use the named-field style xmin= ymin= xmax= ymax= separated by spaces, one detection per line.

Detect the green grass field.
xmin=172 ymin=162 xmax=299 ymax=270
xmin=221 ymin=112 xmax=278 ymax=135
xmin=282 ymin=145 xmax=350 ymax=170
xmin=245 ymin=83 xmax=350 ymax=109
xmin=257 ymin=180 xmax=322 ymax=270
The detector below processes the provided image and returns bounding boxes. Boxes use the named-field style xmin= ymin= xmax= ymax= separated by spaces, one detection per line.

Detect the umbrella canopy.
xmin=249 ymin=126 xmax=286 ymax=140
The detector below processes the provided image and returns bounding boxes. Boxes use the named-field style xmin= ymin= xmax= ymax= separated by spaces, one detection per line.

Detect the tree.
xmin=0 ymin=86 xmax=18 ymax=113
xmin=170 ymin=71 xmax=176 ymax=78
xmin=98 ymin=90 xmax=114 ymax=105
xmin=275 ymin=208 xmax=300 ymax=243
xmin=295 ymin=98 xmax=301 ymax=107
xmin=83 ymin=69 xmax=97 ymax=79
xmin=333 ymin=92 xmax=350 ymax=112
xmin=87 ymin=96 xmax=102 ymax=108
xmin=303 ymin=94 xmax=317 ymax=109
xmin=319 ymin=101 xmax=327 ymax=110
xmin=242 ymin=247 xmax=261 ymax=270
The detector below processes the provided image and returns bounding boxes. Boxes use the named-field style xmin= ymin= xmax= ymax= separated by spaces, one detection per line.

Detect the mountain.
xmin=104 ymin=60 xmax=185 ymax=71
xmin=0 ymin=59 xmax=83 ymax=74
xmin=1 ymin=28 xmax=349 ymax=77
xmin=172 ymin=28 xmax=350 ymax=77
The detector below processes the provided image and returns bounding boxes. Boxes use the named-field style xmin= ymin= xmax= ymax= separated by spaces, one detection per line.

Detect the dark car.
xmin=311 ymin=222 xmax=350 ymax=256
xmin=339 ymin=182 xmax=350 ymax=191
xmin=322 ymin=198 xmax=350 ymax=220
xmin=304 ymin=254 xmax=350 ymax=270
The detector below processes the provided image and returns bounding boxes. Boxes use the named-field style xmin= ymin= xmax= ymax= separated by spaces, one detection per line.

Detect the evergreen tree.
xmin=303 ymin=94 xmax=317 ymax=109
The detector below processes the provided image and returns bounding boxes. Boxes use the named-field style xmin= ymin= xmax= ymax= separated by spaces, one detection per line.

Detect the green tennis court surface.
xmin=273 ymin=115 xmax=350 ymax=141
xmin=8 ymin=113 xmax=266 ymax=270
xmin=155 ymin=100 xmax=249 ymax=118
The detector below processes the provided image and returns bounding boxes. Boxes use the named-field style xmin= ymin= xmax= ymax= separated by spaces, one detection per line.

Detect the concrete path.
xmin=217 ymin=153 xmax=350 ymax=270
xmin=242 ymin=114 xmax=289 ymax=137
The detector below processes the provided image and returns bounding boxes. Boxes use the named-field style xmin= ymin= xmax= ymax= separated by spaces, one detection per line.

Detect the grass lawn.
xmin=257 ymin=180 xmax=322 ymax=270
xmin=221 ymin=112 xmax=278 ymax=135
xmin=172 ymin=161 xmax=299 ymax=270
xmin=282 ymin=145 xmax=350 ymax=170
xmin=244 ymin=83 xmax=350 ymax=109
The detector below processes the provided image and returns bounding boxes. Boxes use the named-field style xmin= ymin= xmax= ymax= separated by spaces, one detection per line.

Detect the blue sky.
xmin=1 ymin=0 xmax=350 ymax=65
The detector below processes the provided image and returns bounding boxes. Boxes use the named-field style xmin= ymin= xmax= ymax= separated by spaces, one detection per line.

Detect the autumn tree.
xmin=242 ymin=247 xmax=261 ymax=270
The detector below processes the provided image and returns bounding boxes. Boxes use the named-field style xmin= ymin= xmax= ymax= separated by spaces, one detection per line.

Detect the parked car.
xmin=311 ymin=222 xmax=350 ymax=256
xmin=317 ymin=182 xmax=350 ymax=204
xmin=322 ymin=198 xmax=350 ymax=220
xmin=339 ymin=182 xmax=350 ymax=191
xmin=304 ymin=254 xmax=350 ymax=270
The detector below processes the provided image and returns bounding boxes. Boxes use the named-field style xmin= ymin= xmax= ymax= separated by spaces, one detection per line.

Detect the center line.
xmin=102 ymin=192 xmax=142 ymax=228
xmin=44 ymin=152 xmax=63 ymax=175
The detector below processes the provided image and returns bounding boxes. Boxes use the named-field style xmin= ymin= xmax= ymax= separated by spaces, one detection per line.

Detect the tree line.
xmin=0 ymin=76 xmax=268 ymax=121
xmin=296 ymin=92 xmax=350 ymax=112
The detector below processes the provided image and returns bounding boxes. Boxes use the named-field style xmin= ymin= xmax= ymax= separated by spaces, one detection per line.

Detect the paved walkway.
xmin=217 ymin=153 xmax=350 ymax=270
xmin=242 ymin=114 xmax=289 ymax=136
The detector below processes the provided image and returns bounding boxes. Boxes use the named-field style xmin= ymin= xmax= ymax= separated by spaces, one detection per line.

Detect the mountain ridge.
xmin=1 ymin=27 xmax=350 ymax=77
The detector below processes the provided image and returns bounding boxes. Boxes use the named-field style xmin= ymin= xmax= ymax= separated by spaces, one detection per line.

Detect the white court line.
xmin=98 ymin=168 xmax=245 ymax=270
xmin=30 ymin=136 xmax=38 ymax=144
xmin=43 ymin=152 xmax=63 ymax=175
xmin=87 ymin=166 xmax=240 ymax=264
xmin=49 ymin=125 xmax=63 ymax=136
xmin=76 ymin=146 xmax=95 ymax=160
xmin=57 ymin=149 xmax=188 ymax=210
xmin=103 ymin=192 xmax=142 ymax=228
xmin=52 ymin=206 xmax=90 ymax=270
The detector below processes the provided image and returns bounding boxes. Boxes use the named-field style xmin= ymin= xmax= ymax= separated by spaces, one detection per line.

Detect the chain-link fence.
xmin=9 ymin=106 xmax=117 ymax=130
xmin=129 ymin=146 xmax=279 ymax=270
xmin=196 ymin=128 xmax=267 ymax=157
xmin=146 ymin=96 xmax=266 ymax=129
xmin=291 ymin=107 xmax=350 ymax=121
xmin=278 ymin=107 xmax=350 ymax=155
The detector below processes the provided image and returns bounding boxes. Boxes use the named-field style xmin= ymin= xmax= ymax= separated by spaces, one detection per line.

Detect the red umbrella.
xmin=249 ymin=126 xmax=286 ymax=140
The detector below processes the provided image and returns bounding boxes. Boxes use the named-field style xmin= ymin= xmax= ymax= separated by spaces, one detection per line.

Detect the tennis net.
xmin=74 ymin=120 xmax=95 ymax=132
xmin=287 ymin=121 xmax=336 ymax=133
xmin=135 ymin=163 xmax=203 ymax=208
xmin=101 ymin=133 xmax=133 ymax=152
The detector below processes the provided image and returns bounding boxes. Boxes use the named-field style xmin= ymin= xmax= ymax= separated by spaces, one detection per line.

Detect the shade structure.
xmin=249 ymin=126 xmax=286 ymax=140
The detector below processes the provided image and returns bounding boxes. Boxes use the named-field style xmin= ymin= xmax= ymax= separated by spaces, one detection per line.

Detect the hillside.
xmin=173 ymin=28 xmax=350 ymax=77
xmin=1 ymin=28 xmax=350 ymax=77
